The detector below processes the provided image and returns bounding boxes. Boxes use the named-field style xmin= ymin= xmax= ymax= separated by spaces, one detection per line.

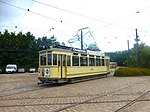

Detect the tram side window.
xmin=72 ymin=56 xmax=79 ymax=66
xmin=80 ymin=57 xmax=88 ymax=66
xmin=48 ymin=54 xmax=52 ymax=65
xmin=67 ymin=56 xmax=71 ymax=66
xmin=89 ymin=58 xmax=95 ymax=66
xmin=102 ymin=58 xmax=105 ymax=66
xmin=58 ymin=55 xmax=61 ymax=66
xmin=96 ymin=58 xmax=100 ymax=66
xmin=53 ymin=54 xmax=57 ymax=65
xmin=96 ymin=56 xmax=100 ymax=66
xmin=40 ymin=55 xmax=46 ymax=65
xmin=62 ymin=55 xmax=66 ymax=66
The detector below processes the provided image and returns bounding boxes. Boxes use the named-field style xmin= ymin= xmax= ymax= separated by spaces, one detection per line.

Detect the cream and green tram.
xmin=38 ymin=46 xmax=110 ymax=84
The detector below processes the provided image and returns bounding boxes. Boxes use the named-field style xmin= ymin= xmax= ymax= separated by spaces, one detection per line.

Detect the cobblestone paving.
xmin=118 ymin=93 xmax=150 ymax=112
xmin=0 ymin=72 xmax=150 ymax=112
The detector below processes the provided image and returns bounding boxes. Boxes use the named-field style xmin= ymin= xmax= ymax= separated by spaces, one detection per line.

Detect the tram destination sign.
xmin=87 ymin=50 xmax=105 ymax=56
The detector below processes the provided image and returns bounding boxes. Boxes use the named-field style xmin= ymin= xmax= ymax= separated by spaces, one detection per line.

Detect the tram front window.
xmin=40 ymin=55 xmax=46 ymax=65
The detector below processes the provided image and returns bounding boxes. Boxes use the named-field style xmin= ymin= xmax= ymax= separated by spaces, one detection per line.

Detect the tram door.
xmin=58 ymin=54 xmax=66 ymax=78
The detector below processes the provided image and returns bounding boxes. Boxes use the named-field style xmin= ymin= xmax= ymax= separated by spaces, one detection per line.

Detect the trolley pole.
xmin=78 ymin=27 xmax=89 ymax=50
xmin=135 ymin=29 xmax=140 ymax=68
xmin=81 ymin=30 xmax=83 ymax=50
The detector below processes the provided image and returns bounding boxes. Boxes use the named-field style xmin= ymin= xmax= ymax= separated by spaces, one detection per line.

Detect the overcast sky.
xmin=0 ymin=0 xmax=150 ymax=52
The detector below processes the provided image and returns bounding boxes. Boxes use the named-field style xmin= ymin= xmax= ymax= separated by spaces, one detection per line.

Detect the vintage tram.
xmin=38 ymin=45 xmax=110 ymax=84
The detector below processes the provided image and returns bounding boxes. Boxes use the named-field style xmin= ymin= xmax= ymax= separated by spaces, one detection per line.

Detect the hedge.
xmin=114 ymin=68 xmax=150 ymax=77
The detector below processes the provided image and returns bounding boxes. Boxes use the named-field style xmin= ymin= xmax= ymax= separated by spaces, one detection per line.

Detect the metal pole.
xmin=135 ymin=29 xmax=140 ymax=68
xmin=127 ymin=40 xmax=130 ymax=66
xmin=81 ymin=30 xmax=83 ymax=50
xmin=78 ymin=27 xmax=88 ymax=50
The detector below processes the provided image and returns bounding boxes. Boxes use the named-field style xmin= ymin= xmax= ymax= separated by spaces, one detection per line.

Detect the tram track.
xmin=0 ymin=70 xmax=112 ymax=99
xmin=0 ymin=74 xmax=109 ymax=98
xmin=0 ymin=84 xmax=45 ymax=98
xmin=115 ymin=90 xmax=150 ymax=112
xmin=0 ymin=99 xmax=150 ymax=108
xmin=0 ymin=83 xmax=38 ymax=94
xmin=1 ymin=73 xmax=150 ymax=112
xmin=0 ymin=82 xmax=67 ymax=98
xmin=48 ymin=79 xmax=150 ymax=112
xmin=0 ymin=91 xmax=144 ymax=100
xmin=0 ymin=77 xmax=148 ymax=99
xmin=1 ymin=78 xmax=149 ymax=112
xmin=0 ymin=74 xmax=39 ymax=97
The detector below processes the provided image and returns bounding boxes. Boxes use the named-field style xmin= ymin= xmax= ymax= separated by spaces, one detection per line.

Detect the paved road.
xmin=0 ymin=72 xmax=150 ymax=112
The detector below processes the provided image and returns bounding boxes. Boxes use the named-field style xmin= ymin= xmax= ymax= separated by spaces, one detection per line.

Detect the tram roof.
xmin=40 ymin=45 xmax=105 ymax=56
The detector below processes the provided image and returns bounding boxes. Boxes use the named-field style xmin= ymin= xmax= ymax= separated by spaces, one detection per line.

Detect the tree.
xmin=106 ymin=43 xmax=150 ymax=68
xmin=139 ymin=46 xmax=150 ymax=68
xmin=128 ymin=43 xmax=150 ymax=68
xmin=106 ymin=51 xmax=128 ymax=66
xmin=0 ymin=30 xmax=16 ymax=65
xmin=0 ymin=30 xmax=61 ymax=71
xmin=37 ymin=36 xmax=60 ymax=50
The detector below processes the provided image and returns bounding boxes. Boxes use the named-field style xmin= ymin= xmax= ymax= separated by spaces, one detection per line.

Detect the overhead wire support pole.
xmin=127 ymin=40 xmax=130 ymax=67
xmin=135 ymin=29 xmax=140 ymax=68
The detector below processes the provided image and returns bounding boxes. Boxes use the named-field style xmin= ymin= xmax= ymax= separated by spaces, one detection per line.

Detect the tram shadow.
xmin=38 ymin=82 xmax=68 ymax=87
xmin=37 ymin=73 xmax=111 ymax=87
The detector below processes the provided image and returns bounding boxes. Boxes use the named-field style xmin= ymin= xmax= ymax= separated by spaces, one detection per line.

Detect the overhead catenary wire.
xmin=15 ymin=2 xmax=34 ymax=28
xmin=1 ymin=0 xmax=150 ymax=48
xmin=43 ymin=28 xmax=54 ymax=37
xmin=32 ymin=0 xmax=150 ymax=32
xmin=1 ymin=0 xmax=150 ymax=33
xmin=0 ymin=0 xmax=81 ymax=34
xmin=93 ymin=12 xmax=139 ymax=32
xmin=0 ymin=25 xmax=44 ymax=31
xmin=1 ymin=0 xmax=150 ymax=31
xmin=93 ymin=4 xmax=150 ymax=33
xmin=32 ymin=0 xmax=110 ymax=25
xmin=0 ymin=1 xmax=62 ymax=23
xmin=33 ymin=1 xmax=131 ymax=32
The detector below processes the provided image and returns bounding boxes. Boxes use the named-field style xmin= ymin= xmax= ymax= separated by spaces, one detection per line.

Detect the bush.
xmin=114 ymin=68 xmax=150 ymax=77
